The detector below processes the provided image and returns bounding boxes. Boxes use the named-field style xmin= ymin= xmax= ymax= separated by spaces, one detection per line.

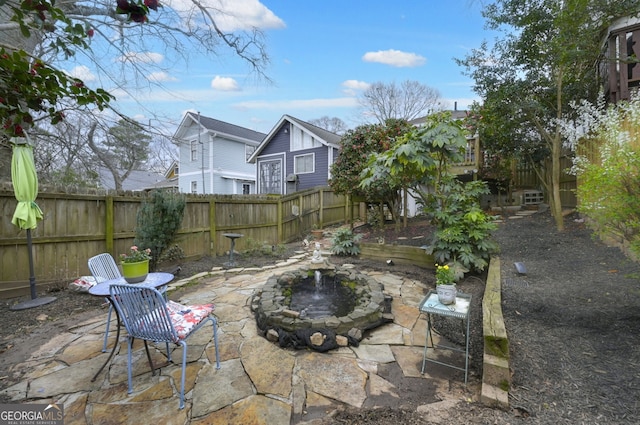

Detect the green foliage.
xmin=330 ymin=228 xmax=363 ymax=256
xmin=106 ymin=119 xmax=152 ymax=169
xmin=1 ymin=0 xmax=159 ymax=140
xmin=134 ymin=191 xmax=186 ymax=271
xmin=573 ymin=98 xmax=640 ymax=257
xmin=425 ymin=178 xmax=498 ymax=273
xmin=455 ymin=0 xmax=640 ymax=230
xmin=242 ymin=237 xmax=286 ymax=257
xmin=330 ymin=119 xmax=412 ymax=200
xmin=1 ymin=48 xmax=112 ymax=138
xmin=158 ymin=245 xmax=185 ymax=264
xmin=435 ymin=264 xmax=456 ymax=285
xmin=360 ymin=112 xmax=468 ymax=212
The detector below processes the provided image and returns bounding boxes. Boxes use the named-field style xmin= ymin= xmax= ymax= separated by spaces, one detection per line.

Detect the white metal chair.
xmin=88 ymin=253 xmax=122 ymax=352
xmin=108 ymin=284 xmax=221 ymax=409
xmin=88 ymin=252 xmax=168 ymax=352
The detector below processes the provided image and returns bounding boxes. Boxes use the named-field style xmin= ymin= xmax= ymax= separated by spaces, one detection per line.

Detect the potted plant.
xmin=435 ymin=263 xmax=457 ymax=305
xmin=310 ymin=224 xmax=324 ymax=239
xmin=120 ymin=245 xmax=152 ymax=283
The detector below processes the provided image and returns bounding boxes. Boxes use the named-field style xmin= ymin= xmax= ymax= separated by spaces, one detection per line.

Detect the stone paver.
xmin=0 ymin=252 xmax=478 ymax=424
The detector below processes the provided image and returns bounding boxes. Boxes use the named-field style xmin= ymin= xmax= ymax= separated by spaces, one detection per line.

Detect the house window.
xmin=190 ymin=141 xmax=197 ymax=161
xmin=294 ymin=153 xmax=315 ymax=174
xmin=242 ymin=183 xmax=250 ymax=195
xmin=191 ymin=181 xmax=197 ymax=194
xmin=258 ymin=159 xmax=282 ymax=194
xmin=291 ymin=126 xmax=321 ymax=151
xmin=245 ymin=144 xmax=256 ymax=162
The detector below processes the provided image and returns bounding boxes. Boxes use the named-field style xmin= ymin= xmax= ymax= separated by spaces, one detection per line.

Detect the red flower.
xmin=144 ymin=0 xmax=158 ymax=11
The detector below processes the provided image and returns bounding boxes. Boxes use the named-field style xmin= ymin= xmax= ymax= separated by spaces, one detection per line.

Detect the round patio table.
xmin=88 ymin=272 xmax=174 ymax=381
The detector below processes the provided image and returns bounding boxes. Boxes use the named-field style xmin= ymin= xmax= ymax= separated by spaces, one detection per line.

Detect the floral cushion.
xmin=166 ymin=300 xmax=215 ymax=341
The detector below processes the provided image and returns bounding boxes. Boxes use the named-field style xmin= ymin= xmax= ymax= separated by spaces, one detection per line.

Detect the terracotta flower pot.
xmin=121 ymin=259 xmax=149 ymax=283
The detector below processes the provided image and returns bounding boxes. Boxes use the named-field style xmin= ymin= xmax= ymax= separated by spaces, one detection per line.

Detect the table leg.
xmin=421 ymin=314 xmax=432 ymax=374
xmin=92 ymin=299 xmax=121 ymax=382
xmin=464 ymin=313 xmax=470 ymax=384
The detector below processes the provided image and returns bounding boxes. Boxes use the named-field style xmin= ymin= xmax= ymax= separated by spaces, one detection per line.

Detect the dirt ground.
xmin=1 ymin=211 xmax=639 ymax=424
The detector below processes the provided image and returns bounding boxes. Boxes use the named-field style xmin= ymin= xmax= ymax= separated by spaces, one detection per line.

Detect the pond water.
xmin=289 ymin=272 xmax=356 ymax=319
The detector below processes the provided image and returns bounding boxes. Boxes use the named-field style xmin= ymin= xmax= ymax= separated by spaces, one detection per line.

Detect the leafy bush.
xmin=330 ymin=228 xmax=363 ymax=256
xmin=568 ymin=97 xmax=640 ymax=256
xmin=242 ymin=237 xmax=287 ymax=257
xmin=134 ymin=191 xmax=186 ymax=271
xmin=425 ymin=178 xmax=498 ymax=273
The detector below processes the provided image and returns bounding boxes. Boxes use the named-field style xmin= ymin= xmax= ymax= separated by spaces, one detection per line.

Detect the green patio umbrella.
xmin=10 ymin=137 xmax=56 ymax=310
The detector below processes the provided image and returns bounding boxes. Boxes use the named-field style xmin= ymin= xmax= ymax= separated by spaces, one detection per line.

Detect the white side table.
xmin=419 ymin=290 xmax=472 ymax=384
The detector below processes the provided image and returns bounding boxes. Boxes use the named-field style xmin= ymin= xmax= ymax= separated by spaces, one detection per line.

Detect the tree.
xmin=1 ymin=0 xmax=273 ymax=179
xmin=134 ymin=190 xmax=186 ymax=271
xmin=358 ymin=80 xmax=441 ymax=124
xmin=360 ymin=112 xmax=497 ymax=272
xmin=329 ymin=119 xmax=413 ymax=226
xmin=360 ymin=112 xmax=467 ymax=216
xmin=457 ymin=0 xmax=640 ymax=231
xmin=87 ymin=118 xmax=152 ymax=191
xmin=308 ymin=116 xmax=348 ymax=135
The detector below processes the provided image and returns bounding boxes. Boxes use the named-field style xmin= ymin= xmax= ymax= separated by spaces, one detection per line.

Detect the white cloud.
xmin=233 ymin=97 xmax=358 ymax=111
xmin=211 ymin=75 xmax=240 ymax=91
xmin=342 ymin=80 xmax=370 ymax=96
xmin=117 ymin=52 xmax=164 ymax=64
xmin=165 ymin=0 xmax=285 ymax=32
xmin=147 ymin=72 xmax=178 ymax=82
xmin=362 ymin=49 xmax=426 ymax=67
xmin=67 ymin=65 xmax=97 ymax=82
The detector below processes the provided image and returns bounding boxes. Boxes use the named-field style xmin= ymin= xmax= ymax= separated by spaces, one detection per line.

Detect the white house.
xmin=173 ymin=112 xmax=266 ymax=195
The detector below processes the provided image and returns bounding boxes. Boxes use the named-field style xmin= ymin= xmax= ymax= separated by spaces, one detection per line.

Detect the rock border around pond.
xmin=251 ymin=264 xmax=393 ymax=351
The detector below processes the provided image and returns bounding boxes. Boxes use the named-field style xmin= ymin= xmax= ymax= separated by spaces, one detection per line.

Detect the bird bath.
xmin=251 ymin=262 xmax=393 ymax=350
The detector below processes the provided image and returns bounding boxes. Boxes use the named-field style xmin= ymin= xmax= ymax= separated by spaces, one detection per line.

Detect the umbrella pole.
xmin=27 ymin=228 xmax=37 ymax=299
xmin=9 ymin=229 xmax=56 ymax=310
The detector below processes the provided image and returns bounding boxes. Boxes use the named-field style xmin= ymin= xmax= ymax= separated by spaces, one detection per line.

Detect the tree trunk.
xmin=551 ymin=72 xmax=565 ymax=231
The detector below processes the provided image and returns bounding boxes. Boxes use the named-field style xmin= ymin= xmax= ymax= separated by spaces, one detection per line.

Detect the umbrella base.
xmin=10 ymin=296 xmax=57 ymax=311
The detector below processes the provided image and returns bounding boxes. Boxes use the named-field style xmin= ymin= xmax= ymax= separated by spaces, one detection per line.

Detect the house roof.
xmin=248 ymin=114 xmax=341 ymax=163
xmin=97 ymin=167 xmax=169 ymax=191
xmin=410 ymin=109 xmax=468 ymax=126
xmin=174 ymin=112 xmax=266 ymax=144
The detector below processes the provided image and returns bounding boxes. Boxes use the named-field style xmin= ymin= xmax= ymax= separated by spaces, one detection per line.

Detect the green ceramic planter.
xmin=121 ymin=260 xmax=149 ymax=283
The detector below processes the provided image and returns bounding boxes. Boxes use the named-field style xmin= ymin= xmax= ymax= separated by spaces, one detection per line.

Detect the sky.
xmin=66 ymin=0 xmax=496 ymax=136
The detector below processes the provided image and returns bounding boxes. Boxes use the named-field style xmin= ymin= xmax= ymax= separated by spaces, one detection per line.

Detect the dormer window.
xmin=290 ymin=125 xmax=321 ymax=151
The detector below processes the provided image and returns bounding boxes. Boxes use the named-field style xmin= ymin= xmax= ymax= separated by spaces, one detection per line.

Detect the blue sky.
xmin=68 ymin=0 xmax=494 ymax=135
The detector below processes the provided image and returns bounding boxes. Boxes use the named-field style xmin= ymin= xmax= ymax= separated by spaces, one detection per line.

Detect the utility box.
xmin=523 ymin=190 xmax=544 ymax=205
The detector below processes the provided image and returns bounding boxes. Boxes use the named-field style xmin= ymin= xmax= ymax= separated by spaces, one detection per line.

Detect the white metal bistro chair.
xmin=87 ymin=253 xmax=122 ymax=352
xmin=88 ymin=252 xmax=168 ymax=352
xmin=108 ymin=284 xmax=221 ymax=409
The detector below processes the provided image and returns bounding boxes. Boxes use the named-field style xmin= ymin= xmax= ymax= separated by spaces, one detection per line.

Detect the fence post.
xmin=105 ymin=196 xmax=114 ymax=255
xmin=209 ymin=198 xmax=216 ymax=256
xmin=318 ymin=188 xmax=324 ymax=228
xmin=277 ymin=197 xmax=283 ymax=244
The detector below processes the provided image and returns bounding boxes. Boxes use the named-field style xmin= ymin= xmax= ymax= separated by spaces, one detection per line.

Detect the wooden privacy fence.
xmin=511 ymin=156 xmax=577 ymax=209
xmin=0 ymin=186 xmax=357 ymax=299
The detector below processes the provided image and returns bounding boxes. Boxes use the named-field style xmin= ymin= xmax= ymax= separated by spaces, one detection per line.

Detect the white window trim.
xmin=294 ymin=152 xmax=315 ymax=174
xmin=190 ymin=140 xmax=197 ymax=161
xmin=190 ymin=180 xmax=198 ymax=194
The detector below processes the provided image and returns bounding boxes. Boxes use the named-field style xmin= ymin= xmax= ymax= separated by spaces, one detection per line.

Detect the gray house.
xmin=248 ymin=115 xmax=341 ymax=195
xmin=173 ymin=112 xmax=266 ymax=194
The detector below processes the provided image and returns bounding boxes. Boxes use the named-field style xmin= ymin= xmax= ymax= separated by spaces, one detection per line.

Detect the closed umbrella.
xmin=10 ymin=137 xmax=56 ymax=310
